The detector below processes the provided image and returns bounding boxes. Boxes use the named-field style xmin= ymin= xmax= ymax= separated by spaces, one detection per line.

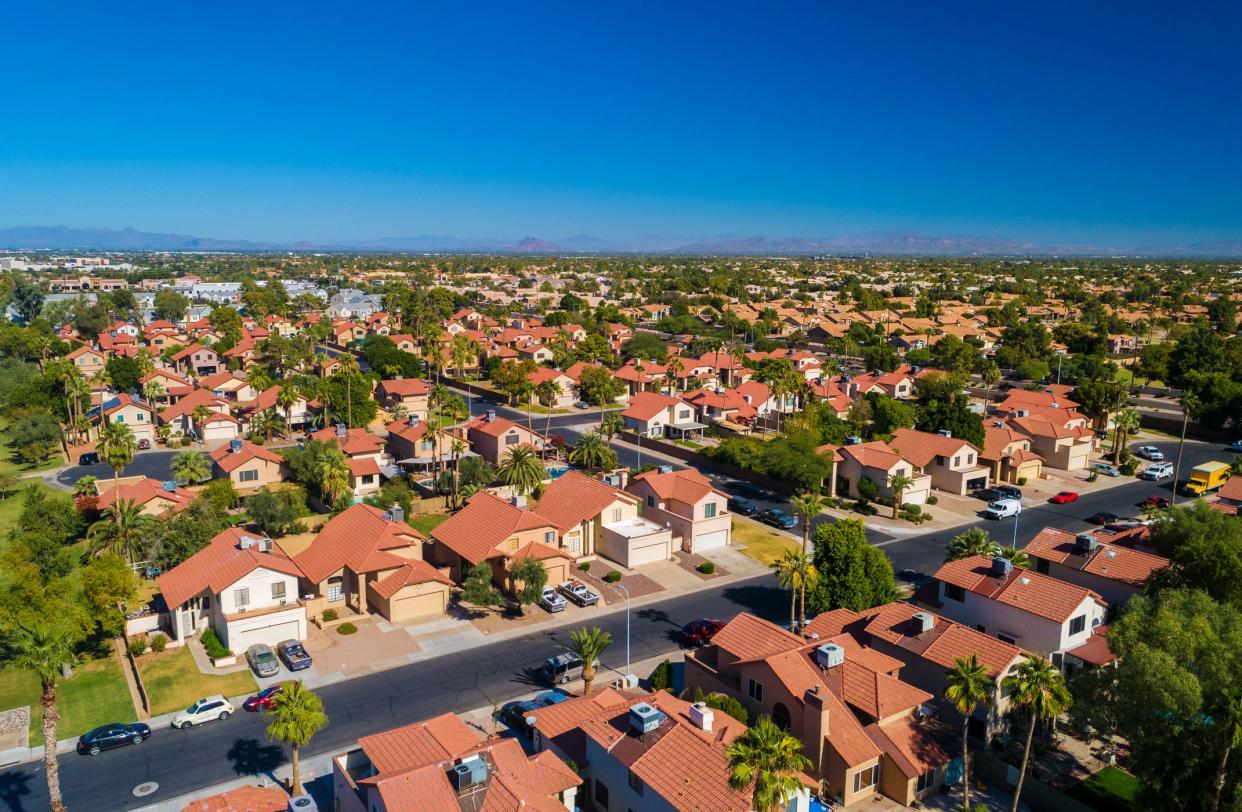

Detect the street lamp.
xmin=635 ymin=430 xmax=646 ymax=469
xmin=1011 ymin=505 xmax=1020 ymax=549
xmin=615 ymin=582 xmax=633 ymax=686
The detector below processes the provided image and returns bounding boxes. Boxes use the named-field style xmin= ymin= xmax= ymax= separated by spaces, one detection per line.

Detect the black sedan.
xmin=77 ymin=722 xmax=151 ymax=755
xmin=728 ymin=497 xmax=759 ymax=517
xmin=277 ymin=640 xmax=312 ymax=671
xmin=1086 ymin=511 xmax=1121 ymax=525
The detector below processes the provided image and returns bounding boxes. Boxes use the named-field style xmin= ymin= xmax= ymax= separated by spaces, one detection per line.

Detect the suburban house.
xmin=384 ymin=415 xmax=460 ymax=474
xmin=333 ymin=711 xmax=580 ymax=812
xmin=1024 ymin=526 xmax=1169 ymax=610
xmin=209 ymin=438 xmax=289 ymax=491
xmin=889 ymin=428 xmax=990 ymax=495
xmin=537 ymin=472 xmax=672 ymax=567
xmin=979 ymin=423 xmax=1044 ymax=485
xmin=66 ymin=345 xmax=106 ymax=380
xmin=527 ymin=366 xmax=576 ymax=408
xmin=291 ymin=503 xmax=452 ymax=623
xmin=625 ymin=468 xmax=731 ymax=554
xmin=923 ymin=555 xmax=1110 ymax=668
xmin=239 ymin=384 xmax=313 ymax=431
xmin=1001 ymin=407 xmax=1095 ymax=471
xmin=462 ymin=412 xmax=547 ymax=465
xmin=97 ymin=477 xmax=196 ymax=517
xmin=93 ymin=394 xmax=157 ymax=444
xmin=309 ymin=425 xmax=388 ymax=499
xmin=620 ymin=391 xmax=704 ymax=440
xmin=158 ymin=388 xmax=235 ymax=439
xmin=374 ymin=378 xmax=430 ymax=420
xmin=844 ymin=368 xmax=916 ymax=400
xmin=157 ymin=528 xmax=307 ymax=654
xmin=829 ymin=440 xmax=932 ymax=506
xmin=685 ymin=612 xmax=945 ymax=808
xmin=170 ymin=343 xmax=221 ymax=377
xmin=429 ymin=491 xmax=574 ymax=590
xmin=198 ymin=370 xmax=258 ymax=402
xmin=528 ymin=688 xmax=810 ymax=812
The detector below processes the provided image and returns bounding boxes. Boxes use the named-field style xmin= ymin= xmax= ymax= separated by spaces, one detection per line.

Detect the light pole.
xmin=1012 ymin=505 xmax=1020 ymax=549
xmin=635 ymin=431 xmax=645 ymax=469
xmin=616 ymin=582 xmax=632 ymax=685
xmin=1170 ymin=402 xmax=1191 ymax=507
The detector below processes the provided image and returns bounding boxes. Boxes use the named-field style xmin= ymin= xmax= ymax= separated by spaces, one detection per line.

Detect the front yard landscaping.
xmin=0 ymin=656 xmax=134 ymax=746
xmin=1067 ymin=765 xmax=1139 ymax=812
xmin=731 ymin=517 xmax=798 ymax=566
xmin=137 ymin=647 xmax=256 ymax=716
xmin=408 ymin=512 xmax=449 ymax=534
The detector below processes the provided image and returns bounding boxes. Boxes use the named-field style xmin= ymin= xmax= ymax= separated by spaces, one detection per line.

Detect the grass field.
xmin=409 ymin=512 xmax=449 ymax=534
xmin=0 ymin=481 xmax=58 ymax=540
xmin=137 ymin=647 xmax=257 ymax=716
xmin=0 ymin=656 xmax=134 ymax=745
xmin=1067 ymin=765 xmax=1139 ymax=812
xmin=732 ymin=517 xmax=799 ymax=566
xmin=0 ymin=418 xmax=65 ymax=479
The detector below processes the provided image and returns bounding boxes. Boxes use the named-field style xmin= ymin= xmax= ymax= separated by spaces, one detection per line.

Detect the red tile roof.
xmin=369 ymin=559 xmax=453 ymax=599
xmin=180 ymin=785 xmax=289 ymax=812
xmin=629 ymin=467 xmax=720 ymax=505
xmin=357 ymin=711 xmax=481 ymax=774
xmin=534 ymin=472 xmax=631 ymax=533
xmin=620 ymin=391 xmax=684 ymax=420
xmin=157 ymin=528 xmax=302 ymax=609
xmin=933 ymin=556 xmax=1106 ymax=622
xmin=292 ymin=503 xmax=425 ymax=583
xmin=309 ymin=426 xmax=386 ymax=456
xmin=889 ymin=427 xmax=979 ymax=467
xmin=1024 ymin=527 xmax=1168 ymax=587
xmin=208 ymin=439 xmax=284 ymax=473
xmin=376 ymin=378 xmax=429 ymax=397
xmin=97 ymin=478 xmax=196 ymax=514
xmin=857 ymin=602 xmax=1023 ymax=679
xmin=430 ymin=492 xmax=559 ymax=566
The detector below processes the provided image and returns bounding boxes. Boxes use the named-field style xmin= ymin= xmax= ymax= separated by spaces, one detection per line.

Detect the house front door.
xmin=327 ymin=577 xmax=344 ymax=602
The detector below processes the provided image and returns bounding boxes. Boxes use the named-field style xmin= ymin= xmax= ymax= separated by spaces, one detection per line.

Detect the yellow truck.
xmin=1183 ymin=461 xmax=1232 ymax=496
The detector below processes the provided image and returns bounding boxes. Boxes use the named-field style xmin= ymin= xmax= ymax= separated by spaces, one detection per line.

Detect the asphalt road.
xmin=54 ymin=451 xmax=179 ymax=489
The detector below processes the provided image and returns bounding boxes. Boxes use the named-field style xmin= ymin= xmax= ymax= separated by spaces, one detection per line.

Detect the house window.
xmin=627 ymin=770 xmax=644 ymax=796
xmin=998 ymin=633 xmax=1017 ymax=645
xmin=953 ymin=455 xmax=961 ymax=467
xmin=611 ymin=508 xmax=622 ymax=523
xmin=647 ymin=495 xmax=655 ymax=508
xmin=114 ymin=415 xmax=124 ymax=423
xmin=234 ymin=588 xmax=250 ymax=607
xmin=137 ymin=413 xmax=145 ymax=421
xmin=916 ymin=769 xmax=937 ymax=793
xmin=704 ymin=502 xmax=717 ymax=519
xmin=1035 ymin=558 xmax=1050 ymax=575
xmin=421 ymin=439 xmax=435 ymax=451
xmin=545 ymin=531 xmax=555 ymax=544
xmin=853 ymin=764 xmax=878 ymax=793
xmin=239 ymin=469 xmax=259 ymax=483
xmin=747 ymin=678 xmax=763 ymax=702
xmin=594 ymin=779 xmax=610 ymax=807
xmin=271 ymin=582 xmax=286 ymax=600
xmin=945 ymin=584 xmax=966 ymax=603
xmin=1069 ymin=615 xmax=1087 ymax=636
xmin=505 ymin=433 xmax=519 ymax=445
xmin=361 ymin=475 xmax=374 ymax=485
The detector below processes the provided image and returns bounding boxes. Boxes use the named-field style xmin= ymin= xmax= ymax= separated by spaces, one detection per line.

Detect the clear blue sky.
xmin=2 ymin=1 xmax=1239 ymax=245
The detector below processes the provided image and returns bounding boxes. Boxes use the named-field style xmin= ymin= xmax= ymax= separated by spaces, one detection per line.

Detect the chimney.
xmin=689 ymin=702 xmax=714 ymax=733
xmin=389 ymin=503 xmax=404 ymax=524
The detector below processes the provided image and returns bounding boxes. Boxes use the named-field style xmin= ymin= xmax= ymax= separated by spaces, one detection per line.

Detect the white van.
xmin=983 ymin=499 xmax=1022 ymax=520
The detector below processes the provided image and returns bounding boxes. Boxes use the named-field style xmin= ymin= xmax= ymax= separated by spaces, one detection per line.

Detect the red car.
xmin=1140 ymin=495 xmax=1170 ymax=510
xmin=681 ymin=618 xmax=727 ymax=647
xmin=1049 ymin=491 xmax=1079 ymax=504
xmin=242 ymin=684 xmax=283 ymax=712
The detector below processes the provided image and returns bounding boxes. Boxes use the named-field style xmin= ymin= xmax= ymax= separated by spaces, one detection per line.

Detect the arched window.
xmin=772 ymin=702 xmax=792 ymax=731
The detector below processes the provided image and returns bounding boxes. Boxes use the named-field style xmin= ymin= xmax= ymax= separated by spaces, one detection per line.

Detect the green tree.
xmin=869 ymin=395 xmax=916 ymax=436
xmin=568 ymin=430 xmax=617 ymax=472
xmin=568 ymin=626 xmax=612 ymax=695
xmin=806 ymin=518 xmax=899 ymax=612
xmin=946 ymin=527 xmax=1000 ymax=562
xmin=790 ymin=492 xmax=825 ymax=555
xmin=1111 ymin=408 xmax=1142 ymax=464
xmin=247 ymin=487 xmax=302 ymax=537
xmin=265 ymin=681 xmax=328 ymax=797
xmin=497 ymin=446 xmax=544 ymax=496
xmin=725 ymin=716 xmax=813 ymax=812
xmin=11 ymin=275 xmax=46 ymax=325
xmin=945 ymin=654 xmax=992 ymax=812
xmin=318 ymin=449 xmax=352 ymax=508
xmin=87 ymin=498 xmax=154 ymax=563
xmin=1148 ymin=501 xmax=1242 ymax=606
xmin=170 ymin=449 xmax=211 ymax=484
xmin=509 ymin=556 xmax=548 ymax=616
xmin=1070 ymin=379 xmax=1128 ymax=430
xmin=153 ymin=289 xmax=189 ymax=323
xmin=1003 ymin=655 xmax=1071 ymax=812
xmin=622 ymin=333 xmax=669 ymax=364
xmin=887 ymin=472 xmax=913 ymax=520
xmin=461 ymin=562 xmax=503 ymax=607
xmin=7 ymin=621 xmax=76 ymax=811
xmin=97 ymin=421 xmax=136 ymax=494
xmin=80 ymin=554 xmax=139 ymax=638
xmin=104 ymin=356 xmax=141 ymax=392
xmin=578 ymin=365 xmax=626 ymax=423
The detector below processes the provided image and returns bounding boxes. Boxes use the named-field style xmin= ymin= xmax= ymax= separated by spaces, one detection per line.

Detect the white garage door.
xmin=694 ymin=529 xmax=729 ymax=552
xmin=629 ymin=538 xmax=670 ymax=568
xmin=232 ymin=620 xmax=301 ymax=652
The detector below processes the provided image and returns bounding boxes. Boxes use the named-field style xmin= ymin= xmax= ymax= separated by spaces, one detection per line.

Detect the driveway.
xmin=54 ymin=449 xmax=179 ymax=489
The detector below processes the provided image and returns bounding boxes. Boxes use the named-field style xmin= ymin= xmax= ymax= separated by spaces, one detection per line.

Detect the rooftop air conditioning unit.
xmin=287 ymin=795 xmax=318 ymax=812
xmin=844 ymin=436 xmax=862 ymax=446
xmin=991 ymin=556 xmax=1014 ymax=577
xmin=450 ymin=756 xmax=488 ymax=791
xmin=815 ymin=642 xmax=845 ymax=669
xmin=658 ymin=465 xmax=674 ymax=474
xmin=1075 ymin=533 xmax=1099 ymax=553
xmin=911 ymin=612 xmax=935 ymax=633
xmin=629 ymin=702 xmax=665 ymax=734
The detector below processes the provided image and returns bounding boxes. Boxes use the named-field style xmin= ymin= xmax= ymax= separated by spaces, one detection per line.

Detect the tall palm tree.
xmin=535 ymin=379 xmax=560 ymax=449
xmin=9 ymin=621 xmax=76 ymax=812
xmin=318 ymin=450 xmax=352 ymax=507
xmin=171 ymin=450 xmax=211 ymax=485
xmin=251 ymin=408 xmax=281 ymax=442
xmin=725 ymin=716 xmax=812 ymax=812
xmin=191 ymin=405 xmax=213 ymax=440
xmin=887 ymin=473 xmax=913 ymax=520
xmin=1111 ymin=408 xmax=1142 ymax=464
xmin=498 ymin=445 xmax=544 ymax=496
xmin=97 ymin=422 xmax=137 ymax=496
xmin=567 ymin=626 xmax=612 ymax=695
xmin=265 ymin=681 xmax=328 ymax=797
xmin=772 ymin=551 xmax=818 ymax=632
xmin=600 ymin=411 xmax=623 ymax=441
xmin=1003 ymin=655 xmax=1071 ymax=812
xmin=451 ymin=438 xmax=467 ymax=507
xmin=142 ymin=378 xmax=167 ymax=406
xmin=946 ymin=527 xmax=1000 ymax=562
xmin=790 ymin=492 xmax=824 ymax=555
xmin=246 ymin=365 xmax=273 ymax=393
xmin=276 ymin=384 xmax=299 ymax=431
xmin=568 ymin=431 xmax=617 ymax=472
xmin=980 ymin=360 xmax=1001 ymax=406
xmin=945 ymin=654 xmax=992 ymax=812
xmin=87 ymin=498 xmax=154 ymax=562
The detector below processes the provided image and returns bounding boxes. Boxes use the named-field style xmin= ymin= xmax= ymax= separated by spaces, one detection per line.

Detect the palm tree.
xmin=73 ymin=475 xmax=98 ymax=499
xmin=980 ymin=360 xmax=1001 ymax=406
xmin=567 ymin=626 xmax=612 ymax=695
xmin=451 ymin=438 xmax=467 ymax=507
xmin=87 ymin=498 xmax=154 ymax=562
xmin=725 ymin=716 xmax=812 ymax=812
xmin=318 ymin=450 xmax=352 ymax=507
xmin=996 ymin=545 xmax=1030 ymax=568
xmin=790 ymin=492 xmax=824 ymax=555
xmin=535 ymin=379 xmax=560 ymax=450
xmin=171 ymin=450 xmax=211 ymax=485
xmin=142 ymin=378 xmax=167 ymax=406
xmin=246 ymin=365 xmax=273 ymax=393
xmin=191 ymin=404 xmax=213 ymax=440
xmin=9 ymin=621 xmax=76 ymax=812
xmin=277 ymin=384 xmax=299 ymax=431
xmin=498 ymin=446 xmax=544 ymax=496
xmin=600 ymin=411 xmax=623 ymax=441
xmin=944 ymin=654 xmax=992 ymax=812
xmin=887 ymin=473 xmax=913 ymax=520
xmin=568 ymin=431 xmax=617 ymax=472
xmin=946 ymin=527 xmax=1000 ymax=562
xmin=771 ymin=550 xmax=818 ymax=633
xmin=97 ymin=422 xmax=137 ymax=495
xmin=251 ymin=408 xmax=282 ymax=442
xmin=1003 ymin=655 xmax=1071 ymax=812
xmin=265 ymin=681 xmax=328 ymax=797
xmin=1111 ymin=408 xmax=1142 ymax=464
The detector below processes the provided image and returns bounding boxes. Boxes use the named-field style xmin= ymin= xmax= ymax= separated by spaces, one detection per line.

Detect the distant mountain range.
xmin=1 ymin=224 xmax=1240 ymax=258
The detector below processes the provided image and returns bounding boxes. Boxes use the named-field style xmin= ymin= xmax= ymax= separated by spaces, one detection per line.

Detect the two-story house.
xmin=979 ymin=423 xmax=1044 ymax=485
xmin=1002 ymin=407 xmax=1095 ymax=471
xmin=537 ymin=471 xmax=672 ymax=567
xmin=309 ymin=425 xmax=388 ymax=499
xmin=93 ymin=394 xmax=157 ymax=444
xmin=66 ymin=345 xmax=106 ymax=381
xmin=889 ymin=428 xmax=990 ymax=495
xmin=625 ymin=468 xmax=730 ymax=554
xmin=462 ymin=412 xmax=546 ymax=465
xmin=209 ymin=439 xmax=289 ymax=491
xmin=373 ymin=378 xmax=430 ymax=420
xmin=527 ymin=367 xmax=576 ymax=409
xmin=198 ymin=370 xmax=258 ymax=402
xmin=158 ymin=388 xmax=237 ymax=441
xmin=429 ymin=492 xmax=573 ymax=590
xmin=829 ymin=440 xmax=932 ymax=506
xmin=1023 ymin=527 xmax=1169 ymax=612
xmin=170 ymin=343 xmax=221 ymax=377
xmin=97 ymin=477 xmax=197 ymax=517
xmin=239 ymin=384 xmax=313 ymax=432
xmin=157 ymin=528 xmax=307 ymax=654
xmin=619 ymin=392 xmax=704 ymax=440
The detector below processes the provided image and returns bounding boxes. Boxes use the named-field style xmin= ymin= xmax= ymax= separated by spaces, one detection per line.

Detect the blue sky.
xmin=1 ymin=1 xmax=1239 ymax=245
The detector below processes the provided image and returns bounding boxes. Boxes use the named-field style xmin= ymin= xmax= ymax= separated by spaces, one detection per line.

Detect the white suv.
xmin=172 ymin=695 xmax=235 ymax=730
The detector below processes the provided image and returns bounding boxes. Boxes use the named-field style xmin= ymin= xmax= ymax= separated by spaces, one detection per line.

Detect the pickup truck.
xmin=558 ymin=580 xmax=600 ymax=607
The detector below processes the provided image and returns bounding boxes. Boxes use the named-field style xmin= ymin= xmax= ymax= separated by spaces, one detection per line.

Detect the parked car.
xmin=1139 ymin=462 xmax=1174 ymax=481
xmin=680 ymin=618 xmax=727 ymax=646
xmin=499 ymin=690 xmax=570 ymax=734
xmin=898 ymin=569 xmax=932 ymax=588
xmin=137 ymin=438 xmax=151 ymax=450
xmin=541 ymin=653 xmax=601 ymax=685
xmin=759 ymin=508 xmax=798 ymax=529
xmin=993 ymin=485 xmax=1023 ymax=501
xmin=1230 ymin=439 xmax=1242 ymax=452
xmin=246 ymin=644 xmax=281 ymax=678
xmin=1049 ymin=491 xmax=1080 ymax=504
xmin=728 ymin=496 xmax=759 ymax=517
xmin=1093 ymin=462 xmax=1122 ymax=478
xmin=277 ymin=640 xmax=312 ymax=671
xmin=78 ymin=451 xmax=99 ymax=465
xmin=539 ymin=587 xmax=567 ymax=613
xmin=76 ymin=722 xmax=151 ymax=755
xmin=171 ymin=695 xmax=234 ymax=729
xmin=1135 ymin=445 xmax=1164 ymax=461
xmin=575 ymin=400 xmax=591 ymax=410
xmin=1086 ymin=511 xmax=1120 ymax=525
xmin=973 ymin=487 xmax=1002 ymax=502
xmin=982 ymin=499 xmax=1023 ymax=519
xmin=558 ymin=580 xmax=600 ymax=607
xmin=1139 ymin=495 xmax=1171 ymax=510
xmin=727 ymin=482 xmax=777 ymax=501
xmin=242 ymin=684 xmax=284 ymax=712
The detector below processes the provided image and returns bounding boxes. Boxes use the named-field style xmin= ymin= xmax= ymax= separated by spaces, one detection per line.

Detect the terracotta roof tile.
xmin=180 ymin=785 xmax=288 ymax=812
xmin=158 ymin=528 xmax=301 ymax=609
xmin=534 ymin=471 xmax=631 ymax=533
xmin=293 ymin=503 xmax=425 ymax=583
xmin=430 ymin=492 xmax=558 ymax=566
xmin=1024 ymin=527 xmax=1168 ymax=587
xmin=933 ymin=556 xmax=1107 ymax=622
xmin=209 ymin=439 xmax=284 ymax=473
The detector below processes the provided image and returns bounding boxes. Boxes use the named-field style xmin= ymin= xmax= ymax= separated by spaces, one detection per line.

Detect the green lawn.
xmin=138 ymin=647 xmax=257 ymax=716
xmin=0 ymin=656 xmax=135 ymax=745
xmin=409 ymin=512 xmax=449 ymax=534
xmin=0 ymin=481 xmax=57 ymax=540
xmin=732 ymin=517 xmax=799 ymax=566
xmin=0 ymin=419 xmax=65 ymax=479
xmin=1067 ymin=766 xmax=1139 ymax=812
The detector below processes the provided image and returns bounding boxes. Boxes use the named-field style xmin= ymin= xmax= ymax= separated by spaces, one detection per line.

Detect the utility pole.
xmin=1170 ymin=403 xmax=1190 ymax=507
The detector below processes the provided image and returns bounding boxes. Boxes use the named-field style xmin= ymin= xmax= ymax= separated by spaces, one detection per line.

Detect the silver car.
xmin=246 ymin=644 xmax=280 ymax=678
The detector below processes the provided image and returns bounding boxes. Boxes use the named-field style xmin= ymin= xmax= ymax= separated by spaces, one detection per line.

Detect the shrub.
xmin=286 ymin=520 xmax=308 ymax=535
xmin=875 ymin=495 xmax=893 ymax=507
xmin=704 ymin=691 xmax=749 ymax=724
xmin=1120 ymin=459 xmax=1139 ymax=476
xmin=1087 ymin=470 xmax=1100 ymax=482
xmin=201 ymin=628 xmax=230 ymax=659
xmin=179 ymin=436 xmax=193 ymax=447
xmin=697 ymin=561 xmax=716 ymax=575
xmin=1016 ymin=477 xmax=1028 ymax=486
xmin=578 ymin=561 xmax=591 ymax=571
xmin=901 ymin=503 xmax=922 ymax=516
xmin=857 ymin=477 xmax=878 ymax=502
xmin=926 ymin=495 xmax=939 ymax=505
xmin=852 ymin=500 xmax=878 ymax=516
xmin=603 ymin=570 xmax=622 ymax=583
xmin=649 ymin=659 xmax=673 ymax=691
xmin=322 ymin=608 xmax=339 ymax=622
xmin=150 ymin=633 xmax=167 ymax=653
xmin=127 ymin=636 xmax=148 ymax=657
xmin=531 ymin=483 xmax=545 ymax=500
xmin=337 ymin=622 xmax=358 ymax=635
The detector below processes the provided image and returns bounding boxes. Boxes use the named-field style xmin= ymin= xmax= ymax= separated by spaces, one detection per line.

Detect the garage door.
xmin=694 ymin=529 xmax=729 ymax=552
xmin=629 ymin=538 xmax=670 ymax=568
xmin=391 ymin=592 xmax=446 ymax=622
xmin=231 ymin=620 xmax=301 ymax=652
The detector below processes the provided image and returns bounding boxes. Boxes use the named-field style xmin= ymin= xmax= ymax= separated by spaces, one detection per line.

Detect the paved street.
xmin=54 ymin=450 xmax=179 ymax=489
